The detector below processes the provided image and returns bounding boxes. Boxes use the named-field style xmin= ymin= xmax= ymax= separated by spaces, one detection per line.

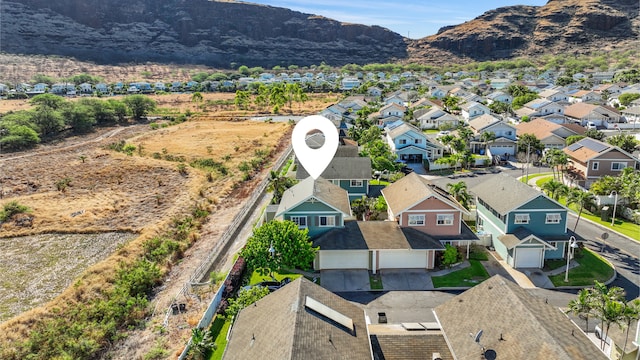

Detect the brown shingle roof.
xmin=223 ymin=278 xmax=372 ymax=360
xmin=516 ymin=118 xmax=562 ymax=140
xmin=434 ymin=275 xmax=608 ymax=360
xmin=372 ymin=334 xmax=454 ymax=360
xmin=468 ymin=114 xmax=500 ymax=132
xmin=564 ymin=102 xmax=599 ymax=119
xmin=382 ymin=173 xmax=465 ymax=216
xmin=469 ymin=173 xmax=540 ymax=215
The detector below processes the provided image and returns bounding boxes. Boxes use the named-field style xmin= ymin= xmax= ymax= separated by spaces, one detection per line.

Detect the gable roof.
xmin=223 ymin=278 xmax=372 ymax=360
xmin=434 ymin=275 xmax=608 ymax=360
xmin=296 ymin=157 xmax=372 ymax=180
xmin=470 ymin=173 xmax=545 ymax=215
xmin=386 ymin=122 xmax=426 ymax=139
xmin=276 ymin=177 xmax=351 ymax=217
xmin=515 ymin=118 xmax=564 ymax=141
xmin=562 ymin=137 xmax=613 ymax=163
xmin=468 ymin=114 xmax=501 ymax=132
xmin=382 ymin=173 xmax=467 ymax=216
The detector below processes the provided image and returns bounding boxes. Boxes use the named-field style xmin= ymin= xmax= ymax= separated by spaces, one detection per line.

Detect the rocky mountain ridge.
xmin=0 ymin=0 xmax=637 ymax=67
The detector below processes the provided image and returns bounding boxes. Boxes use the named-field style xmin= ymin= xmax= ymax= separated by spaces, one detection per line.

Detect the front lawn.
xmin=370 ymin=179 xmax=390 ymax=186
xmin=431 ymin=260 xmax=490 ymax=288
xmin=558 ymin=197 xmax=640 ymax=240
xmin=548 ymin=249 xmax=614 ymax=287
xmin=249 ymin=270 xmax=303 ymax=285
xmin=369 ymin=272 xmax=383 ymax=290
xmin=208 ymin=316 xmax=232 ymax=360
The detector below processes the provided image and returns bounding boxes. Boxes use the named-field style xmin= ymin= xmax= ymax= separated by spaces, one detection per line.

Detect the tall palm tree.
xmin=446 ymin=181 xmax=470 ymax=209
xmin=267 ymin=170 xmax=296 ymax=204
xmin=601 ymin=299 xmax=624 ymax=351
xmin=541 ymin=179 xmax=568 ymax=201
xmin=591 ymin=281 xmax=625 ymax=350
xmin=620 ymin=299 xmax=640 ymax=354
xmin=480 ymin=131 xmax=496 ymax=154
xmin=566 ymin=188 xmax=596 ymax=231
xmin=568 ymin=288 xmax=595 ymax=333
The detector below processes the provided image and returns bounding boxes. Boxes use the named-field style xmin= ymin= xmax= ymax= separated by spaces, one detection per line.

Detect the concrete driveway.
xmin=380 ymin=269 xmax=433 ymax=290
xmin=321 ymin=270 xmax=370 ymax=292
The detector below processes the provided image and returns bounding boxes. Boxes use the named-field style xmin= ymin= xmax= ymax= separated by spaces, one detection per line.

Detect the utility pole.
xmin=525 ymin=142 xmax=530 ymax=183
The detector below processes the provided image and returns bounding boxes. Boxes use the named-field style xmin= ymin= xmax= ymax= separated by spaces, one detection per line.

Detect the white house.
xmin=460 ymin=101 xmax=491 ymax=121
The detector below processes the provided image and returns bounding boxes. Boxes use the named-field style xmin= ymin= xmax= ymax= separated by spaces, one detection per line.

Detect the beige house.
xmin=515 ymin=118 xmax=581 ymax=150
xmin=564 ymin=103 xmax=621 ymax=126
xmin=563 ymin=137 xmax=639 ymax=189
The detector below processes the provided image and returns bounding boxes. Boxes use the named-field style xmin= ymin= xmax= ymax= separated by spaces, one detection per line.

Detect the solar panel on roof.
xmin=580 ymin=138 xmax=609 ymax=152
xmin=567 ymin=143 xmax=583 ymax=151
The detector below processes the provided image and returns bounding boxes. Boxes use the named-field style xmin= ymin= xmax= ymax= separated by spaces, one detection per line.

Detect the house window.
xmin=506 ymin=131 xmax=512 ymax=136
xmin=611 ymin=162 xmax=627 ymax=171
xmin=545 ymin=213 xmax=562 ymax=224
xmin=399 ymin=139 xmax=407 ymax=145
xmin=350 ymin=180 xmax=363 ymax=187
xmin=408 ymin=214 xmax=425 ymax=226
xmin=319 ymin=216 xmax=335 ymax=227
xmin=415 ymin=139 xmax=422 ymax=144
xmin=514 ymin=214 xmax=530 ymax=224
xmin=549 ymin=242 xmax=557 ymax=248
xmin=436 ymin=214 xmax=454 ymax=226
xmin=290 ymin=216 xmax=307 ymax=228
xmin=592 ymin=162 xmax=599 ymax=171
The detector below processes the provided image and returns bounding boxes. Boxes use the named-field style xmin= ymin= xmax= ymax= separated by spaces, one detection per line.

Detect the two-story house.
xmin=460 ymin=101 xmax=491 ymax=121
xmin=471 ymin=173 xmax=571 ymax=268
xmin=563 ymin=137 xmax=640 ymax=189
xmin=386 ymin=122 xmax=443 ymax=163
xmin=416 ymin=107 xmax=459 ymax=130
xmin=468 ymin=114 xmax=517 ymax=156
xmin=485 ymin=91 xmax=513 ymax=104
xmin=564 ymin=103 xmax=621 ymax=127
xmin=515 ymin=118 xmax=582 ymax=150
xmin=515 ymin=99 xmax=566 ymax=121
xmin=274 ymin=177 xmax=352 ymax=238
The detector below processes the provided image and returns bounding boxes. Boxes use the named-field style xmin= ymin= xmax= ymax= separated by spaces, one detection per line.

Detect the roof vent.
xmin=432 ymin=353 xmax=443 ymax=360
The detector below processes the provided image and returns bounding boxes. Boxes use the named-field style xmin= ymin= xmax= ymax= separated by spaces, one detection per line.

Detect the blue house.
xmin=470 ymin=174 xmax=571 ymax=268
xmin=385 ymin=122 xmax=443 ymax=163
xmin=275 ymin=177 xmax=352 ymax=238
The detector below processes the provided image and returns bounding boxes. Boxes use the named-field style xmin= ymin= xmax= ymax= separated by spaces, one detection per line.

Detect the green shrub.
xmin=0 ymin=201 xmax=30 ymax=221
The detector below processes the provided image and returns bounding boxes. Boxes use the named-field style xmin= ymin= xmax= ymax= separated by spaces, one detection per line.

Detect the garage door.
xmin=379 ymin=250 xmax=427 ymax=269
xmin=514 ymin=247 xmax=543 ymax=268
xmin=318 ymin=251 xmax=369 ymax=270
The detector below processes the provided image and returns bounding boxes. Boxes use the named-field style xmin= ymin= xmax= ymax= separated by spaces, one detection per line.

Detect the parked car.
xmin=243 ymin=277 xmax=292 ymax=292
xmin=586 ymin=121 xmax=597 ymax=130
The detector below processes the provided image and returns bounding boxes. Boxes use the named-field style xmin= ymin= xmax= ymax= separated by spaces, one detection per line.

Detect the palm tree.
xmin=601 ymin=299 xmax=624 ymax=351
xmin=566 ymin=189 xmax=596 ymax=232
xmin=447 ymin=181 xmax=470 ymax=209
xmin=620 ymin=299 xmax=640 ymax=354
xmin=568 ymin=288 xmax=595 ymax=333
xmin=541 ymin=179 xmax=568 ymax=201
xmin=480 ymin=131 xmax=496 ymax=154
xmin=591 ymin=281 xmax=625 ymax=350
xmin=456 ymin=126 xmax=474 ymax=149
xmin=267 ymin=170 xmax=296 ymax=204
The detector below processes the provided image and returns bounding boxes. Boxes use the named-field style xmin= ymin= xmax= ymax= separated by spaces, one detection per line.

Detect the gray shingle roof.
xmin=276 ymin=177 xmax=352 ymax=217
xmin=386 ymin=122 xmax=424 ymax=139
xmin=296 ymin=157 xmax=372 ymax=180
xmin=371 ymin=334 xmax=454 ymax=360
xmin=469 ymin=173 xmax=541 ymax=215
xmin=435 ymin=275 xmax=607 ymax=360
xmin=313 ymin=220 xmax=445 ymax=250
xmin=468 ymin=114 xmax=501 ymax=132
xmin=223 ymin=278 xmax=372 ymax=360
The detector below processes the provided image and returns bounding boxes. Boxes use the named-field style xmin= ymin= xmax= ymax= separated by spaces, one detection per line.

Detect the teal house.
xmin=471 ymin=174 xmax=572 ymax=269
xmin=275 ymin=177 xmax=352 ymax=238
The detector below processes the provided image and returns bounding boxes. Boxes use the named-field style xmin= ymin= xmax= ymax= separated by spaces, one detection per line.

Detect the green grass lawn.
xmin=370 ymin=179 xmax=390 ymax=186
xmin=208 ymin=316 xmax=232 ymax=360
xmin=369 ymin=273 xmax=383 ymax=290
xmin=536 ymin=175 xmax=554 ymax=187
xmin=519 ymin=172 xmax=554 ymax=183
xmin=431 ymin=260 xmax=490 ymax=288
xmin=557 ymin=197 xmax=640 ymax=240
xmin=249 ymin=270 xmax=303 ymax=285
xmin=468 ymin=249 xmax=488 ymax=261
xmin=543 ymin=259 xmax=567 ymax=271
xmin=548 ymin=249 xmax=614 ymax=287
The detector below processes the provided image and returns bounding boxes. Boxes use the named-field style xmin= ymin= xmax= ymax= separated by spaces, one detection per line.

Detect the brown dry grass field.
xmin=0 ymin=88 xmax=336 ymax=358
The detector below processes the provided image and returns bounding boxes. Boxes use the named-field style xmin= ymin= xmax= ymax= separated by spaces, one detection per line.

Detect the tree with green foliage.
xmin=191 ymin=92 xmax=203 ymax=103
xmin=234 ymin=90 xmax=251 ymax=110
xmin=241 ymin=220 xmax=317 ymax=276
xmin=225 ymin=286 xmax=270 ymax=319
xmin=555 ymin=76 xmax=574 ymax=86
xmin=512 ymin=93 xmax=539 ymax=109
xmin=31 ymin=106 xmax=65 ymax=136
xmin=0 ymin=201 xmax=30 ymax=221
xmin=0 ymin=124 xmax=40 ymax=150
xmin=361 ymin=139 xmax=399 ymax=172
xmin=78 ymin=98 xmax=117 ymax=125
xmin=568 ymin=288 xmax=595 ymax=333
xmin=517 ymin=133 xmax=544 ymax=154
xmin=446 ymin=181 xmax=470 ymax=209
xmin=267 ymin=170 xmax=296 ymax=204
xmin=620 ymin=299 xmax=640 ymax=354
xmin=30 ymin=93 xmax=66 ymax=110
xmin=488 ymin=101 xmax=510 ymax=114
xmin=123 ymin=95 xmax=156 ymax=120
xmin=443 ymin=95 xmax=461 ymax=111
xmin=618 ymin=93 xmax=640 ymax=106
xmin=441 ymin=245 xmax=458 ymax=268
xmin=107 ymin=99 xmax=128 ymax=123
xmin=590 ymin=281 xmax=625 ymax=350
xmin=62 ymin=104 xmax=96 ymax=134
xmin=566 ymin=188 xmax=595 ymax=231
xmin=606 ymin=134 xmax=638 ymax=153
xmin=566 ymin=135 xmax=585 ymax=146
xmin=584 ymin=128 xmax=605 ymax=141
xmin=541 ymin=179 xmax=568 ymax=201
xmin=480 ymin=131 xmax=496 ymax=153
xmin=188 ymin=327 xmax=216 ymax=360
xmin=543 ymin=149 xmax=568 ymax=182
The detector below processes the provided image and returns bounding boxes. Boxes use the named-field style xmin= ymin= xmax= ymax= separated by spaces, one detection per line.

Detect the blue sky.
xmin=247 ymin=0 xmax=548 ymax=39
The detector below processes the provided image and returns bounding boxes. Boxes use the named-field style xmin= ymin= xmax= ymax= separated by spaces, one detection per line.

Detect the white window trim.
xmin=399 ymin=139 xmax=407 ymax=145
xmin=514 ymin=214 xmax=530 ymax=224
xmin=611 ymin=162 xmax=626 ymax=171
xmin=592 ymin=162 xmax=599 ymax=171
xmin=545 ymin=213 xmax=562 ymax=224
xmin=291 ymin=216 xmax=307 ymax=228
xmin=408 ymin=214 xmax=425 ymax=226
xmin=436 ymin=214 xmax=454 ymax=226
xmin=318 ymin=216 xmax=335 ymax=227
xmin=350 ymin=180 xmax=363 ymax=187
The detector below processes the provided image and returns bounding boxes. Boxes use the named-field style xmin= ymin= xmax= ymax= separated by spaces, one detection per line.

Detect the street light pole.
xmin=609 ymin=190 xmax=618 ymax=226
xmin=564 ymin=236 xmax=578 ymax=283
